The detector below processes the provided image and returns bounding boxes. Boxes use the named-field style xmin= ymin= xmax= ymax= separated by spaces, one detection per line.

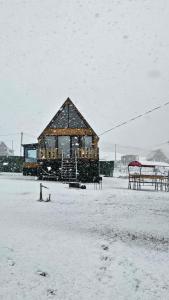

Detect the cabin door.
xmin=58 ymin=136 xmax=70 ymax=158
xmin=71 ymin=136 xmax=79 ymax=158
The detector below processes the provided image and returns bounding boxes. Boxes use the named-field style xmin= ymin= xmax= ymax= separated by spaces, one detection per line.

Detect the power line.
xmin=111 ymin=143 xmax=151 ymax=152
xmin=0 ymin=100 xmax=169 ymax=153
xmin=99 ymin=101 xmax=169 ymax=137
xmin=154 ymin=140 xmax=169 ymax=147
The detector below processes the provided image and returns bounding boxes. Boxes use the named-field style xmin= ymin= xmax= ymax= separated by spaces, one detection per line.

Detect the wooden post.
xmin=39 ymin=183 xmax=43 ymax=201
xmin=39 ymin=183 xmax=48 ymax=201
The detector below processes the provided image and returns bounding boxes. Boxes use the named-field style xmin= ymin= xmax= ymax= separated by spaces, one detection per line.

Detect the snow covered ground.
xmin=0 ymin=173 xmax=169 ymax=300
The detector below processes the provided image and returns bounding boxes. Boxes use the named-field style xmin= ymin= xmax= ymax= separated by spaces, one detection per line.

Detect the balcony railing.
xmin=76 ymin=148 xmax=99 ymax=159
xmin=38 ymin=147 xmax=99 ymax=160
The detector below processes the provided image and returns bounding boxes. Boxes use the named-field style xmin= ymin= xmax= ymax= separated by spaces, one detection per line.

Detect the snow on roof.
xmin=130 ymin=158 xmax=169 ymax=168
xmin=139 ymin=155 xmax=169 ymax=166
xmin=128 ymin=161 xmax=155 ymax=168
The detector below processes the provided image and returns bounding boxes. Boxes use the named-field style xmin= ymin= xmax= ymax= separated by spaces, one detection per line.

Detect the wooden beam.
xmin=39 ymin=128 xmax=97 ymax=138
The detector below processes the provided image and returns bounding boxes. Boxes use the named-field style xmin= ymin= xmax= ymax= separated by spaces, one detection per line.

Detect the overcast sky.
xmin=0 ymin=0 xmax=169 ymax=156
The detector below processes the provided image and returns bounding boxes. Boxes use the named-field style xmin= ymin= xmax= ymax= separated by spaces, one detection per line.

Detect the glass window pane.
xmin=25 ymin=149 xmax=37 ymax=162
xmin=45 ymin=136 xmax=56 ymax=148
xmin=85 ymin=136 xmax=92 ymax=148
xmin=58 ymin=136 xmax=70 ymax=158
xmin=72 ymin=136 xmax=79 ymax=148
xmin=81 ymin=136 xmax=92 ymax=148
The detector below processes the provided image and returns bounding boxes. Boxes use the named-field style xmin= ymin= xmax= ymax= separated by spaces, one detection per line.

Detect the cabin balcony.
xmin=38 ymin=147 xmax=99 ymax=160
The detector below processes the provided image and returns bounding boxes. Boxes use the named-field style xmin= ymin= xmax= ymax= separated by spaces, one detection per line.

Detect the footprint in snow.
xmin=101 ymin=244 xmax=109 ymax=251
xmin=100 ymin=255 xmax=109 ymax=261
xmin=36 ymin=270 xmax=48 ymax=277
xmin=7 ymin=258 xmax=15 ymax=266
xmin=47 ymin=289 xmax=57 ymax=296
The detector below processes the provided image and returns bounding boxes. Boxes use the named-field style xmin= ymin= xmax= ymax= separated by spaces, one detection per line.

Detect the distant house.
xmin=121 ymin=154 xmax=139 ymax=165
xmin=147 ymin=149 xmax=169 ymax=164
xmin=23 ymin=98 xmax=99 ymax=181
xmin=0 ymin=141 xmax=14 ymax=156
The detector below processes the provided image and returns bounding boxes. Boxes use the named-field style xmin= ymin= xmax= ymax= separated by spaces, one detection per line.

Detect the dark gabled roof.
xmin=38 ymin=97 xmax=98 ymax=138
xmin=22 ymin=143 xmax=38 ymax=149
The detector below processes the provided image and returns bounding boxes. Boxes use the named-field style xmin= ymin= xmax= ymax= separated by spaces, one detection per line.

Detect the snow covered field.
xmin=0 ymin=173 xmax=169 ymax=300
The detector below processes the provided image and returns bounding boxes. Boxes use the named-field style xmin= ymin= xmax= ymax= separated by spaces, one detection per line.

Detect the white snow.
xmin=138 ymin=157 xmax=169 ymax=167
xmin=0 ymin=173 xmax=169 ymax=299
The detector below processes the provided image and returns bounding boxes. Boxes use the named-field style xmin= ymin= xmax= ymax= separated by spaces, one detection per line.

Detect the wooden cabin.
xmin=23 ymin=98 xmax=99 ymax=182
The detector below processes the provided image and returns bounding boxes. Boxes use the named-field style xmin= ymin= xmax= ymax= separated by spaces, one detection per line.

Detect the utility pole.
xmin=20 ymin=132 xmax=23 ymax=157
xmin=11 ymin=140 xmax=14 ymax=155
xmin=114 ymin=144 xmax=117 ymax=166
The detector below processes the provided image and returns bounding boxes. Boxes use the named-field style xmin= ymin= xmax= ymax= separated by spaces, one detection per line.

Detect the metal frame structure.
xmin=128 ymin=161 xmax=169 ymax=191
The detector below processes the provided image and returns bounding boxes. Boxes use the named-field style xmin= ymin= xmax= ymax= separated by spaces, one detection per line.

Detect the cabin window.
xmin=71 ymin=136 xmax=79 ymax=148
xmin=44 ymin=136 xmax=56 ymax=148
xmin=81 ymin=136 xmax=92 ymax=148
xmin=58 ymin=136 xmax=70 ymax=158
xmin=25 ymin=149 xmax=37 ymax=162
